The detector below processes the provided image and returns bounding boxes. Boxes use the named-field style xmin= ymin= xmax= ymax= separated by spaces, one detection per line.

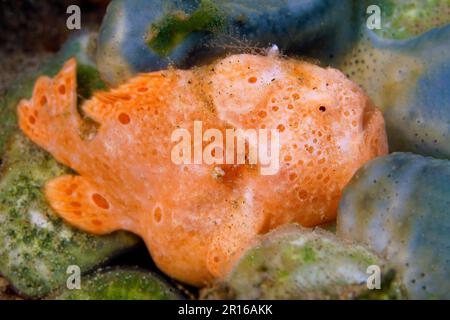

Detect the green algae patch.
xmin=76 ymin=64 xmax=107 ymax=107
xmin=372 ymin=0 xmax=450 ymax=40
xmin=49 ymin=267 xmax=182 ymax=300
xmin=147 ymin=0 xmax=226 ymax=56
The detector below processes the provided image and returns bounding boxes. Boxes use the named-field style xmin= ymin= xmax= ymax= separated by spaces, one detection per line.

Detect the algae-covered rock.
xmin=0 ymin=133 xmax=138 ymax=298
xmin=339 ymin=23 xmax=450 ymax=159
xmin=201 ymin=225 xmax=404 ymax=300
xmin=0 ymin=32 xmax=139 ymax=298
xmin=49 ymin=267 xmax=182 ymax=300
xmin=372 ymin=0 xmax=450 ymax=40
xmin=97 ymin=0 xmax=358 ymax=85
xmin=337 ymin=153 xmax=450 ymax=299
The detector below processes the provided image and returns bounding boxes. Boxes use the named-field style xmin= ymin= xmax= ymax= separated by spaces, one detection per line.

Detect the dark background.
xmin=0 ymin=0 xmax=110 ymax=94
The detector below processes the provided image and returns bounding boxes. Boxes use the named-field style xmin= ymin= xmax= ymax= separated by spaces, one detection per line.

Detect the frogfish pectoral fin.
xmin=45 ymin=175 xmax=123 ymax=235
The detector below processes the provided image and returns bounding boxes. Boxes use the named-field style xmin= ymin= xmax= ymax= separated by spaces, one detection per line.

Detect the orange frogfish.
xmin=17 ymin=54 xmax=387 ymax=286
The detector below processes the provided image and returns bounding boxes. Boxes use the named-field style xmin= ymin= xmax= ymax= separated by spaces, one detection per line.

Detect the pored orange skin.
xmin=17 ymin=54 xmax=387 ymax=286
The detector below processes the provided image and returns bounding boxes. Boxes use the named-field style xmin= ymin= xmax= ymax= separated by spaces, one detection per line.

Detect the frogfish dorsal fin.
xmin=81 ymin=72 xmax=170 ymax=123
xmin=17 ymin=58 xmax=83 ymax=168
